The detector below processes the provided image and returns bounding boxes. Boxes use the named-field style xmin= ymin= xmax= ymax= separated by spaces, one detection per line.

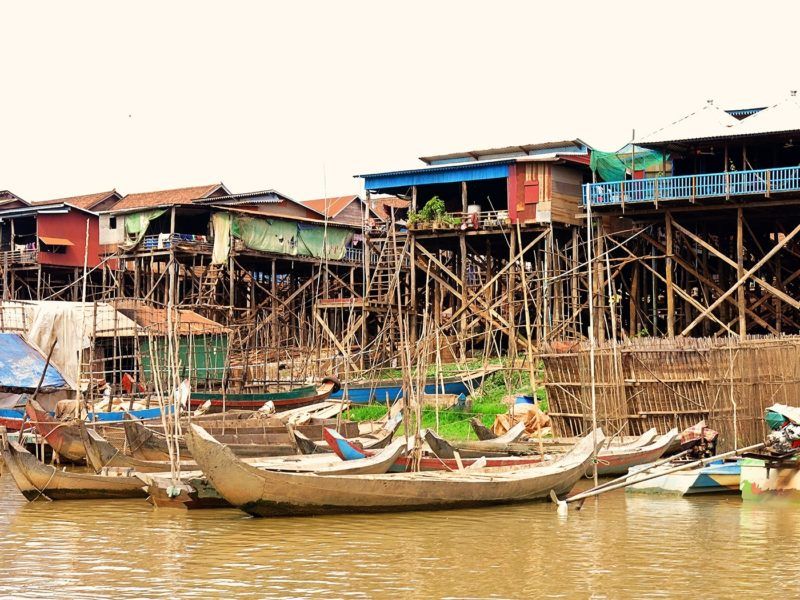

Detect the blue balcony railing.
xmin=583 ymin=165 xmax=800 ymax=207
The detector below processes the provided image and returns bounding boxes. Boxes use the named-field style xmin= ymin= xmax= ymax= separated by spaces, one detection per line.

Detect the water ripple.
xmin=2 ymin=474 xmax=800 ymax=597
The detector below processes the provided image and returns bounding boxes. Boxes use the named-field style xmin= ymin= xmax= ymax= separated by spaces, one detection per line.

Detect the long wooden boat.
xmin=187 ymin=378 xmax=341 ymax=411
xmin=1 ymin=439 xmax=147 ymax=501
xmin=595 ymin=429 xmax=679 ymax=476
xmin=326 ymin=428 xmax=544 ymax=473
xmin=138 ymin=438 xmax=409 ymax=509
xmin=470 ymin=419 xmax=658 ymax=451
xmin=185 ymin=423 xmax=605 ymax=517
xmin=627 ymin=458 xmax=741 ymax=496
xmin=122 ymin=415 xmax=362 ymax=461
xmin=329 ymin=367 xmax=500 ymax=404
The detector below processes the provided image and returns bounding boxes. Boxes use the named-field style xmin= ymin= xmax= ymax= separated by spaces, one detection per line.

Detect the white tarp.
xmin=0 ymin=301 xmax=142 ymax=390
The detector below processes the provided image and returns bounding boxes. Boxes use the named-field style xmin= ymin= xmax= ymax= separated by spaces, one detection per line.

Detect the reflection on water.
xmin=1 ymin=475 xmax=800 ymax=598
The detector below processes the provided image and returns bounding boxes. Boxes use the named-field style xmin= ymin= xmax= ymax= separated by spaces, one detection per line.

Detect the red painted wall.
xmin=506 ymin=163 xmax=538 ymax=223
xmin=37 ymin=211 xmax=102 ymax=268
xmin=507 ymin=164 xmax=523 ymax=222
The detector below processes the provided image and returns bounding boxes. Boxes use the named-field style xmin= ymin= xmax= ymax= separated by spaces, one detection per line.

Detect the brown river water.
xmin=1 ymin=474 xmax=800 ymax=599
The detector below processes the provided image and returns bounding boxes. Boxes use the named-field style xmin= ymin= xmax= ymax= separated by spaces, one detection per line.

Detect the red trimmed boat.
xmin=324 ymin=428 xmax=545 ymax=472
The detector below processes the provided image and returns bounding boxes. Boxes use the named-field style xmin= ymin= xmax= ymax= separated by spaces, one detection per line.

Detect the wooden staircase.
xmin=366 ymin=232 xmax=408 ymax=307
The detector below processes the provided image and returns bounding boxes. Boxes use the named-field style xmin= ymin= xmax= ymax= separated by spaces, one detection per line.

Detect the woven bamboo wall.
xmin=542 ymin=335 xmax=800 ymax=450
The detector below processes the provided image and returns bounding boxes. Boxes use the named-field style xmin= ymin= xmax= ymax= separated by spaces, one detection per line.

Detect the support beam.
xmin=737 ymin=207 xmax=746 ymax=337
xmin=670 ymin=217 xmax=800 ymax=310
xmin=681 ymin=222 xmax=800 ymax=336
xmin=665 ymin=211 xmax=674 ymax=337
xmin=638 ymin=232 xmax=778 ymax=334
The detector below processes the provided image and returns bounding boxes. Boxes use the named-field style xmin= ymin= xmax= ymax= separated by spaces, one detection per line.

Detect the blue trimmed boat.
xmin=330 ymin=367 xmax=500 ymax=404
xmin=626 ymin=458 xmax=741 ymax=495
xmin=0 ymin=404 xmax=172 ymax=432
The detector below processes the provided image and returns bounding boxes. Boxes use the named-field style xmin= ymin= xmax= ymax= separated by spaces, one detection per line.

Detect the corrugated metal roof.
xmin=199 ymin=189 xmax=326 ymax=217
xmin=638 ymin=102 xmax=740 ymax=145
xmin=194 ymin=189 xmax=286 ymax=204
xmin=359 ymin=160 xmax=513 ymax=192
xmin=0 ymin=202 xmax=92 ymax=218
xmin=419 ymin=139 xmax=588 ymax=165
xmin=357 ymin=158 xmax=514 ymax=179
xmin=0 ymin=333 xmax=67 ymax=391
xmin=732 ymin=95 xmax=800 ymax=136
xmin=639 ymin=96 xmax=800 ymax=147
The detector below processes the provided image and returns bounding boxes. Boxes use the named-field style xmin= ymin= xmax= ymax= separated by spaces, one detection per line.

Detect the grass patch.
xmin=345 ymin=364 xmax=549 ymax=440
xmin=347 ymin=404 xmax=507 ymax=440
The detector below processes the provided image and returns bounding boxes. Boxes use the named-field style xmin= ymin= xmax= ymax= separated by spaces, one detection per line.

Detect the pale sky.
xmin=2 ymin=0 xmax=797 ymax=202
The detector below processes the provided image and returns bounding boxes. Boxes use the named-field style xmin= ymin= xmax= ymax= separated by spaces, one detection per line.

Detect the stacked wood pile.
xmin=541 ymin=335 xmax=800 ymax=450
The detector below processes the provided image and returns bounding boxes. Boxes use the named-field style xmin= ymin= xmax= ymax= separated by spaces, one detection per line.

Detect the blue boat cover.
xmin=0 ymin=333 xmax=67 ymax=391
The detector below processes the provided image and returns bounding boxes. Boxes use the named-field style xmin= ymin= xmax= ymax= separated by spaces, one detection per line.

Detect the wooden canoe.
xmin=79 ymin=422 xmax=198 ymax=473
xmin=137 ymin=438 xmax=408 ymax=509
xmin=23 ymin=398 xmax=167 ymax=463
xmin=1 ymin=439 xmax=147 ymax=501
xmin=185 ymin=423 xmax=605 ymax=517
xmin=122 ymin=415 xmax=362 ymax=461
xmin=595 ymin=429 xmax=679 ymax=476
xmin=24 ymin=398 xmax=91 ymax=462
xmin=188 ymin=378 xmax=341 ymax=411
xmin=325 ymin=428 xmax=544 ymax=473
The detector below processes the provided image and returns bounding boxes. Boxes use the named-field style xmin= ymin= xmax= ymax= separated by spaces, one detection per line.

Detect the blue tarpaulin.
xmin=0 ymin=333 xmax=67 ymax=391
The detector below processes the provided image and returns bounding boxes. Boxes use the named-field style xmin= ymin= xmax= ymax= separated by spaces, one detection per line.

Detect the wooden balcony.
xmin=408 ymin=210 xmax=513 ymax=232
xmin=583 ymin=165 xmax=800 ymax=207
xmin=0 ymin=248 xmax=38 ymax=266
xmin=140 ymin=233 xmax=212 ymax=252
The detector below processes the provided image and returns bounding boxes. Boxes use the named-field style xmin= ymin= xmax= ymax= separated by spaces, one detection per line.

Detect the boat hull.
xmin=595 ymin=430 xmax=678 ymax=476
xmin=2 ymin=441 xmax=147 ymax=501
xmin=187 ymin=424 xmax=603 ymax=517
xmin=627 ymin=460 xmax=741 ymax=496
xmin=740 ymin=458 xmax=800 ymax=503
xmin=188 ymin=380 xmax=338 ymax=411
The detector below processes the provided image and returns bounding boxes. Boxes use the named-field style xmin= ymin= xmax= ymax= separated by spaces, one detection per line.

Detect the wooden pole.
xmin=459 ymin=181 xmax=468 ymax=361
xmin=507 ymin=228 xmax=517 ymax=357
xmin=560 ymin=442 xmax=765 ymax=507
xmin=665 ymin=211 xmax=675 ymax=337
xmin=737 ymin=207 xmax=746 ymax=338
xmin=586 ymin=188 xmax=599 ymax=487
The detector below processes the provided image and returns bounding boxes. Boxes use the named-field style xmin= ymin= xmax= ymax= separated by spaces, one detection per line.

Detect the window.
xmin=109 ymin=216 xmax=117 ymax=229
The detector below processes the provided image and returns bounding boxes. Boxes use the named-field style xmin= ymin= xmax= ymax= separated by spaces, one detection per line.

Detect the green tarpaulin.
xmin=590 ymin=144 xmax=668 ymax=183
xmin=140 ymin=335 xmax=227 ymax=383
xmin=211 ymin=211 xmax=353 ymax=264
xmin=121 ymin=209 xmax=167 ymax=251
